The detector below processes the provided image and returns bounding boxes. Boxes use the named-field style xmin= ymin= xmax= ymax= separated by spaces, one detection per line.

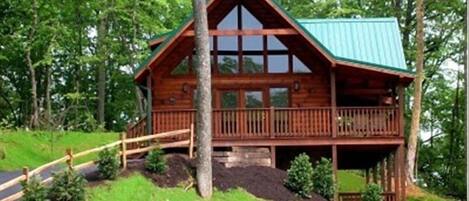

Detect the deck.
xmin=128 ymin=106 xmax=402 ymax=146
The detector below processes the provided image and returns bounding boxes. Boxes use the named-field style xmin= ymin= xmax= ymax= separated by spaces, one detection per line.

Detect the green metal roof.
xmin=296 ymin=18 xmax=408 ymax=71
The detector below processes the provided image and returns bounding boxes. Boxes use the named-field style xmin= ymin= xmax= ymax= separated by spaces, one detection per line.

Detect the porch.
xmin=142 ymin=106 xmax=401 ymax=142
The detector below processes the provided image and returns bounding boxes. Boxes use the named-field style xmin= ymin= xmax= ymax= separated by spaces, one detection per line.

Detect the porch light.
xmin=182 ymin=83 xmax=190 ymax=94
xmin=293 ymin=81 xmax=300 ymax=91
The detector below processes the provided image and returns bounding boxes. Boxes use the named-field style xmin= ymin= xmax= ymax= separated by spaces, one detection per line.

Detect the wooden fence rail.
xmin=0 ymin=125 xmax=194 ymax=201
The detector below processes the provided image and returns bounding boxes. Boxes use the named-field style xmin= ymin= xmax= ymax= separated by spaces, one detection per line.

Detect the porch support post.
xmin=380 ymin=159 xmax=386 ymax=190
xmin=372 ymin=164 xmax=378 ymax=183
xmin=270 ymin=146 xmax=276 ymax=168
xmin=399 ymin=144 xmax=406 ymax=201
xmin=330 ymin=69 xmax=337 ymax=138
xmin=332 ymin=145 xmax=338 ymax=201
xmin=387 ymin=155 xmax=393 ymax=192
xmin=394 ymin=149 xmax=401 ymax=201
xmin=146 ymin=73 xmax=152 ymax=135
xmin=365 ymin=168 xmax=370 ymax=184
xmin=397 ymin=83 xmax=404 ymax=137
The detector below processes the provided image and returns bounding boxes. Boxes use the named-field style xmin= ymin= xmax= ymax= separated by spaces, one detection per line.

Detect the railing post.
xmin=22 ymin=167 xmax=29 ymax=183
xmin=121 ymin=133 xmax=127 ymax=169
xmin=270 ymin=106 xmax=275 ymax=138
xmin=66 ymin=148 xmax=73 ymax=170
xmin=189 ymin=123 xmax=194 ymax=159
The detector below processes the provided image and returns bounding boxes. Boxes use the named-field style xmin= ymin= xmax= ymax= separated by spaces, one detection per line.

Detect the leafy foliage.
xmin=361 ymin=183 xmax=383 ymax=201
xmin=312 ymin=158 xmax=335 ymax=200
xmin=285 ymin=153 xmax=314 ymax=197
xmin=48 ymin=170 xmax=87 ymax=201
xmin=96 ymin=148 xmax=121 ymax=180
xmin=145 ymin=147 xmax=167 ymax=174
xmin=21 ymin=176 xmax=48 ymax=201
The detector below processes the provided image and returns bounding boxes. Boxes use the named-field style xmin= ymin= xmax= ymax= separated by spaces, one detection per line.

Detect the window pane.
xmin=268 ymin=36 xmax=287 ymax=50
xmin=241 ymin=6 xmax=262 ymax=29
xmin=242 ymin=36 xmax=262 ymax=51
xmin=221 ymin=91 xmax=238 ymax=108
xmin=218 ymin=55 xmax=239 ymax=74
xmin=218 ymin=7 xmax=238 ymax=30
xmin=268 ymin=55 xmax=289 ymax=73
xmin=243 ymin=56 xmax=263 ymax=73
xmin=171 ymin=57 xmax=189 ymax=75
xmin=293 ymin=55 xmax=311 ymax=73
xmin=218 ymin=36 xmax=238 ymax=51
xmin=245 ymin=91 xmax=263 ymax=108
xmin=270 ymin=88 xmax=289 ymax=107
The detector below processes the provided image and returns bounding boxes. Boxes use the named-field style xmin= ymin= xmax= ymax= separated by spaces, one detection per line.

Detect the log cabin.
xmin=128 ymin=0 xmax=415 ymax=200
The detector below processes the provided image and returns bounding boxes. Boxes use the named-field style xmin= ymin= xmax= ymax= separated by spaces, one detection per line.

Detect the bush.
xmin=96 ymin=148 xmax=120 ymax=180
xmin=48 ymin=170 xmax=86 ymax=201
xmin=21 ymin=176 xmax=48 ymax=201
xmin=312 ymin=157 xmax=335 ymax=200
xmin=145 ymin=147 xmax=166 ymax=174
xmin=362 ymin=183 xmax=383 ymax=201
xmin=285 ymin=153 xmax=314 ymax=197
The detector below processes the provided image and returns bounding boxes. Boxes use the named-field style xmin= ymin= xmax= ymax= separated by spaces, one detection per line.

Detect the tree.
xmin=407 ymin=0 xmax=425 ymax=183
xmin=26 ymin=0 xmax=39 ymax=129
xmin=191 ymin=0 xmax=213 ymax=198
xmin=96 ymin=1 xmax=109 ymax=127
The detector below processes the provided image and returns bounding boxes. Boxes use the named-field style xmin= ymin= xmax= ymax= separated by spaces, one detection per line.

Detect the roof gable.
xmin=297 ymin=18 xmax=408 ymax=72
xmin=136 ymin=0 xmax=414 ymax=83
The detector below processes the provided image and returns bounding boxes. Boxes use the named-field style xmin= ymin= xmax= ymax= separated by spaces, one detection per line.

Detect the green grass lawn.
xmin=0 ymin=130 xmax=118 ymax=171
xmin=86 ymin=173 xmax=262 ymax=201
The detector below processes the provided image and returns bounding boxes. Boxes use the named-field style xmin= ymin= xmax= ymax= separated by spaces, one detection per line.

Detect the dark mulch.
xmin=116 ymin=154 xmax=327 ymax=201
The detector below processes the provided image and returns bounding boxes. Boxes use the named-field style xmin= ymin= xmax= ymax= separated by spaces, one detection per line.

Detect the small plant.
xmin=284 ymin=153 xmax=314 ymax=197
xmin=145 ymin=147 xmax=167 ymax=174
xmin=96 ymin=148 xmax=121 ymax=180
xmin=362 ymin=183 xmax=383 ymax=201
xmin=48 ymin=170 xmax=86 ymax=201
xmin=312 ymin=157 xmax=335 ymax=200
xmin=21 ymin=176 xmax=48 ymax=201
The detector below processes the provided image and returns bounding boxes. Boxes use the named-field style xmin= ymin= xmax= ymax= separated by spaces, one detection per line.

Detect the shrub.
xmin=284 ymin=153 xmax=314 ymax=197
xmin=48 ymin=170 xmax=86 ymax=201
xmin=21 ymin=176 xmax=48 ymax=201
xmin=312 ymin=157 xmax=335 ymax=200
xmin=145 ymin=147 xmax=166 ymax=174
xmin=96 ymin=148 xmax=120 ymax=180
xmin=362 ymin=183 xmax=383 ymax=201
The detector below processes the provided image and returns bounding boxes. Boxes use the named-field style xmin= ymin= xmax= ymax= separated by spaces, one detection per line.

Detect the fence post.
xmin=189 ymin=123 xmax=194 ymax=159
xmin=66 ymin=148 xmax=73 ymax=170
xmin=121 ymin=132 xmax=127 ymax=169
xmin=23 ymin=167 xmax=29 ymax=183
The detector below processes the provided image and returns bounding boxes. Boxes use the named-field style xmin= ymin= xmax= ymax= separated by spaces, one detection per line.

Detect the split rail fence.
xmin=0 ymin=124 xmax=194 ymax=201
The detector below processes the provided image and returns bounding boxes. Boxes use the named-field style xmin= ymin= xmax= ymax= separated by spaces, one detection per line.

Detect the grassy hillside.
xmin=0 ymin=130 xmax=118 ymax=171
xmin=87 ymin=173 xmax=262 ymax=201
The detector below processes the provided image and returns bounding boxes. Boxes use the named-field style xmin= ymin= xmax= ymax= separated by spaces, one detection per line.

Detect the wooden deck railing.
xmin=338 ymin=192 xmax=396 ymax=201
xmin=152 ymin=106 xmax=399 ymax=140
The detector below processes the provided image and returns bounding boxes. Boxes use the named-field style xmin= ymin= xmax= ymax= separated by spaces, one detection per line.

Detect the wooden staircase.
xmin=213 ymin=147 xmax=272 ymax=168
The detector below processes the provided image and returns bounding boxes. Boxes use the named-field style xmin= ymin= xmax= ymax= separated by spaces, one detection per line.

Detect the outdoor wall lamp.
xmin=293 ymin=81 xmax=300 ymax=91
xmin=182 ymin=83 xmax=190 ymax=94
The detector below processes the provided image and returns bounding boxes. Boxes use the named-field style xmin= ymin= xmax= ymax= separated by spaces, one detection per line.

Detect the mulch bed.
xmin=116 ymin=154 xmax=327 ymax=201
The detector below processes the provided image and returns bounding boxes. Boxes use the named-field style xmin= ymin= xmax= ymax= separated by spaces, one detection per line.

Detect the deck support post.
xmin=332 ymin=145 xmax=338 ymax=201
xmin=372 ymin=164 xmax=378 ymax=183
xmin=399 ymin=144 xmax=406 ymax=201
xmin=270 ymin=146 xmax=276 ymax=168
xmin=394 ymin=149 xmax=401 ymax=201
xmin=386 ymin=155 xmax=393 ymax=192
xmin=380 ymin=159 xmax=386 ymax=190
xmin=146 ymin=73 xmax=152 ymax=135
xmin=365 ymin=168 xmax=370 ymax=184
xmin=330 ymin=69 xmax=337 ymax=138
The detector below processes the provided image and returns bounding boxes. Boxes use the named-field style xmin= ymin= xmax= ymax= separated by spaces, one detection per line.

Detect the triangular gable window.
xmin=293 ymin=55 xmax=312 ymax=73
xmin=267 ymin=36 xmax=287 ymax=50
xmin=217 ymin=5 xmax=263 ymax=30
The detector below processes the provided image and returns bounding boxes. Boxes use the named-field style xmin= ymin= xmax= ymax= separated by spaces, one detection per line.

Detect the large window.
xmin=270 ymin=88 xmax=289 ymax=107
xmin=221 ymin=91 xmax=239 ymax=108
xmin=245 ymin=91 xmax=264 ymax=108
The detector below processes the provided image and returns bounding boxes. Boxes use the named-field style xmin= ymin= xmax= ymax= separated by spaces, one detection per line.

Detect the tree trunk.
xmin=192 ymin=0 xmax=213 ymax=198
xmin=96 ymin=9 xmax=108 ymax=127
xmin=407 ymin=0 xmax=425 ymax=183
xmin=27 ymin=0 xmax=39 ymax=129
xmin=130 ymin=0 xmax=145 ymax=116
xmin=45 ymin=65 xmax=52 ymax=128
